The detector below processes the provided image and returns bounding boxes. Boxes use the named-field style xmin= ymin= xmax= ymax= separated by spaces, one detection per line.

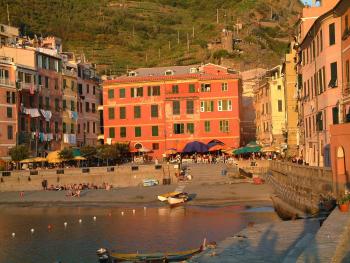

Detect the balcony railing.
xmin=0 ymin=56 xmax=14 ymax=64
xmin=0 ymin=78 xmax=15 ymax=87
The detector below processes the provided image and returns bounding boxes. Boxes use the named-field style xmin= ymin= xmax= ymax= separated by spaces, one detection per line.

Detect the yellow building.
xmin=61 ymin=60 xmax=78 ymax=148
xmin=254 ymin=65 xmax=286 ymax=148
xmin=283 ymin=42 xmax=299 ymax=156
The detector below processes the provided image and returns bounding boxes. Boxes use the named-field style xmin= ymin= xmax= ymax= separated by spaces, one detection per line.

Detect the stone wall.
xmin=266 ymin=161 xmax=333 ymax=214
xmin=0 ymin=164 xmax=177 ymax=192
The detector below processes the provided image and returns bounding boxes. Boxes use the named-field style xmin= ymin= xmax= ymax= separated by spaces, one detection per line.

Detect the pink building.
xmin=298 ymin=0 xmax=343 ymax=167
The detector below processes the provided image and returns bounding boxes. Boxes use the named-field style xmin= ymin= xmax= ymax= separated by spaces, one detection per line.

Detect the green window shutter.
xmin=187 ymin=123 xmax=194 ymax=134
xmin=189 ymin=84 xmax=195 ymax=93
xmin=108 ymin=89 xmax=114 ymax=99
xmin=134 ymin=106 xmax=141 ymax=118
xmin=120 ymin=127 xmax=126 ymax=137
xmin=109 ymin=127 xmax=115 ymax=138
xmin=180 ymin=124 xmax=184 ymax=134
xmin=120 ymin=107 xmax=126 ymax=119
xmin=332 ymin=107 xmax=339 ymax=124
xmin=148 ymin=86 xmax=151 ymax=96
xmin=152 ymin=126 xmax=159 ymax=136
xmin=131 ymin=88 xmax=135 ymax=97
xmin=119 ymin=88 xmax=125 ymax=98
xmin=135 ymin=127 xmax=141 ymax=137
xmin=63 ymin=100 xmax=67 ymax=110
xmin=186 ymin=100 xmax=194 ymax=114
xmin=210 ymin=101 xmax=214 ymax=112
xmin=108 ymin=107 xmax=115 ymax=120
xmin=151 ymin=105 xmax=158 ymax=118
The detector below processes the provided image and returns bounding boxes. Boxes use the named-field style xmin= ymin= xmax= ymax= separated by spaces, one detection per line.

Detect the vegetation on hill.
xmin=0 ymin=0 xmax=302 ymax=74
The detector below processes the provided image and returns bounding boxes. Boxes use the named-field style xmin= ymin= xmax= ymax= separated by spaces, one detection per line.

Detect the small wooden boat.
xmin=167 ymin=193 xmax=189 ymax=205
xmin=157 ymin=192 xmax=182 ymax=202
xmin=97 ymin=245 xmax=203 ymax=262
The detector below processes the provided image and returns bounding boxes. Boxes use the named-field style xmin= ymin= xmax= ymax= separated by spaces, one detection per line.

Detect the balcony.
xmin=343 ymin=83 xmax=350 ymax=97
xmin=0 ymin=56 xmax=14 ymax=64
xmin=62 ymin=68 xmax=76 ymax=77
xmin=0 ymin=78 xmax=15 ymax=88
xmin=17 ymin=82 xmax=40 ymax=92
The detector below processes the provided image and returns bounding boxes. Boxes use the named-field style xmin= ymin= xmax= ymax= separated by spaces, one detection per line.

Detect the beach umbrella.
xmin=182 ymin=141 xmax=209 ymax=153
xmin=73 ymin=156 xmax=87 ymax=161
xmin=32 ymin=157 xmax=47 ymax=162
xmin=46 ymin=151 xmax=62 ymax=163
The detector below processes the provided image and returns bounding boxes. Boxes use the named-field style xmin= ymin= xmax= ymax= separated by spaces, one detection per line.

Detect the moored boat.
xmin=167 ymin=193 xmax=189 ymax=205
xmin=97 ymin=245 xmax=203 ymax=262
xmin=157 ymin=192 xmax=182 ymax=202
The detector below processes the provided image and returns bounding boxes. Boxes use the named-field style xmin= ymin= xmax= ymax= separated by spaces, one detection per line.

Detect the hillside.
xmin=0 ymin=0 xmax=302 ymax=74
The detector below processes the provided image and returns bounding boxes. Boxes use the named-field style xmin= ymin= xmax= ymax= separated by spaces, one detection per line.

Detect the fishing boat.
xmin=167 ymin=193 xmax=189 ymax=205
xmin=97 ymin=245 xmax=203 ymax=262
xmin=157 ymin=192 xmax=181 ymax=202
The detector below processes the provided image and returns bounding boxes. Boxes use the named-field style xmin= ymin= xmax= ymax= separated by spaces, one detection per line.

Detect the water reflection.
xmin=0 ymin=205 xmax=279 ymax=263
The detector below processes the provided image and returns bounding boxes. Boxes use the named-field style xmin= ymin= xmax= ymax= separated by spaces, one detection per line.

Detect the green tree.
xmin=59 ymin=147 xmax=74 ymax=161
xmin=9 ymin=145 xmax=29 ymax=162
xmin=80 ymin=145 xmax=97 ymax=159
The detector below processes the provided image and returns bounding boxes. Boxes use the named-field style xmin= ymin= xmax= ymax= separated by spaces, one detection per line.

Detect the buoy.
xmin=11 ymin=232 xmax=15 ymax=238
xmin=121 ymin=211 xmax=124 ymax=216
xmin=79 ymin=219 xmax=82 ymax=224
xmin=64 ymin=222 xmax=68 ymax=227
xmin=30 ymin=228 xmax=35 ymax=234
xmin=93 ymin=216 xmax=97 ymax=221
xmin=132 ymin=209 xmax=135 ymax=214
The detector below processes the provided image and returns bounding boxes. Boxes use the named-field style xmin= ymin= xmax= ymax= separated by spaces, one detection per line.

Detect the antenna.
xmin=7 ymin=4 xmax=10 ymax=26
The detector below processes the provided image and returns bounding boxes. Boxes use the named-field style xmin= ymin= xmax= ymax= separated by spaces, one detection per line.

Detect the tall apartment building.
xmin=283 ymin=42 xmax=299 ymax=156
xmin=103 ymin=64 xmax=242 ymax=158
xmin=76 ymin=62 xmax=101 ymax=146
xmin=254 ymin=66 xmax=286 ymax=148
xmin=297 ymin=0 xmax=343 ymax=167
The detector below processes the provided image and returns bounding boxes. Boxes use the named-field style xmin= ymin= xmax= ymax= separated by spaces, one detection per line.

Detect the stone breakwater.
xmin=0 ymin=164 xmax=177 ymax=192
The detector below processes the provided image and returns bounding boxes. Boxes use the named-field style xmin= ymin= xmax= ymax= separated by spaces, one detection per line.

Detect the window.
xmin=6 ymin=107 xmax=12 ymax=118
xmin=134 ymin=106 xmax=141 ymax=119
xmin=219 ymin=120 xmax=229 ymax=132
xmin=63 ymin=100 xmax=67 ymax=110
xmin=6 ymin=91 xmax=11 ymax=104
xmin=277 ymin=85 xmax=281 ymax=90
xmin=93 ymin=86 xmax=96 ymax=95
xmin=172 ymin=85 xmax=179 ymax=94
xmin=131 ymin=87 xmax=143 ymax=98
xmin=189 ymin=84 xmax=195 ymax=93
xmin=152 ymin=126 xmax=158 ymax=136
xmin=119 ymin=88 xmax=125 ymax=98
xmin=71 ymin=123 xmax=75 ymax=134
xmin=85 ymin=102 xmax=90 ymax=112
xmin=54 ymin=79 xmax=58 ymax=90
xmin=46 ymin=121 xmax=50 ymax=133
xmin=278 ymin=100 xmax=283 ymax=112
xmin=218 ymin=100 xmax=232 ymax=111
xmin=173 ymin=101 xmax=180 ymax=115
xmin=329 ymin=23 xmax=335 ymax=46
xmin=87 ymin=121 xmax=90 ymax=133
xmin=109 ymin=127 xmax=115 ymax=138
xmin=71 ymin=80 xmax=75 ymax=91
xmin=200 ymin=101 xmax=214 ymax=112
xmin=187 ymin=123 xmax=194 ymax=134
xmin=316 ymin=112 xmax=323 ymax=131
xmin=152 ymin=143 xmax=159 ymax=150
xmin=135 ymin=127 xmax=141 ymax=137
xmin=71 ymin=101 xmax=76 ymax=111
xmin=63 ymin=122 xmax=67 ymax=133
xmin=120 ymin=127 xmax=126 ymax=138
xmin=63 ymin=79 xmax=67 ymax=89
xmin=55 ymin=98 xmax=60 ymax=111
xmin=86 ymin=84 xmax=89 ymax=94
xmin=329 ymin=62 xmax=338 ymax=88
xmin=78 ymin=124 xmax=80 ymax=134
xmin=45 ymin=97 xmax=50 ymax=110
xmin=55 ymin=121 xmax=59 ymax=133
xmin=221 ymin=83 xmax=228 ymax=91
xmin=91 ymin=103 xmax=96 ymax=113
xmin=201 ymin=83 xmax=211 ymax=92
xmin=173 ymin=123 xmax=184 ymax=134
xmin=108 ymin=107 xmax=115 ymax=120
xmin=320 ymin=30 xmax=323 ymax=51
xmin=7 ymin=125 xmax=13 ymax=140
xmin=148 ymin=86 xmax=160 ymax=96
xmin=151 ymin=105 xmax=158 ymax=118
xmin=204 ymin=121 xmax=210 ymax=132
xmin=333 ymin=107 xmax=339 ymax=124
xmin=346 ymin=60 xmax=350 ymax=84
xmin=92 ymin=122 xmax=96 ymax=134
xmin=37 ymin=55 xmax=43 ymax=68
xmin=120 ymin=107 xmax=126 ymax=119
xmin=78 ymin=84 xmax=83 ymax=95
xmin=45 ymin=77 xmax=49 ymax=89
xmin=186 ymin=100 xmax=194 ymax=114
xmin=108 ymin=89 xmax=114 ymax=99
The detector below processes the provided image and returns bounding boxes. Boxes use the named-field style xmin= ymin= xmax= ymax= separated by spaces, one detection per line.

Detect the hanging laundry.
xmin=47 ymin=133 xmax=53 ymax=141
xmin=29 ymin=108 xmax=40 ymax=118
xmin=40 ymin=110 xmax=52 ymax=122
xmin=39 ymin=133 xmax=44 ymax=142
xmin=71 ymin=111 xmax=78 ymax=121
xmin=63 ymin=133 xmax=69 ymax=143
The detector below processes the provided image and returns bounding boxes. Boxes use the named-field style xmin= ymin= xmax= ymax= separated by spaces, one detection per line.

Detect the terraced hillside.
xmin=0 ymin=0 xmax=302 ymax=74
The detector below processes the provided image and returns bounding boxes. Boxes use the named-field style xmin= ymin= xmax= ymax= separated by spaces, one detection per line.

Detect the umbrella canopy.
xmin=209 ymin=144 xmax=227 ymax=152
xmin=33 ymin=157 xmax=47 ymax=162
xmin=20 ymin=158 xmax=35 ymax=163
xmin=207 ymin=139 xmax=225 ymax=148
xmin=46 ymin=151 xmax=62 ymax=163
xmin=182 ymin=141 xmax=209 ymax=153
xmin=233 ymin=142 xmax=261 ymax=155
xmin=165 ymin=148 xmax=177 ymax=155
xmin=73 ymin=156 xmax=87 ymax=161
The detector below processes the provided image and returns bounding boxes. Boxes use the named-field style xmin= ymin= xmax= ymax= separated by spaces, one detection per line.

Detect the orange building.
xmin=103 ymin=64 xmax=242 ymax=158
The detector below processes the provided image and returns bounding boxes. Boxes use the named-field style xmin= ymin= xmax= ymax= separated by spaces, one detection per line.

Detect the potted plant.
xmin=338 ymin=194 xmax=350 ymax=212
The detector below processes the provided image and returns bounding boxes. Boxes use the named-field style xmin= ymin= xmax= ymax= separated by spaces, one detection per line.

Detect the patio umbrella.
xmin=73 ymin=156 xmax=87 ymax=161
xmin=182 ymin=141 xmax=209 ymax=153
xmin=207 ymin=139 xmax=225 ymax=148
xmin=46 ymin=151 xmax=62 ymax=163
xmin=209 ymin=144 xmax=226 ymax=152
xmin=32 ymin=157 xmax=47 ymax=162
xmin=165 ymin=148 xmax=177 ymax=155
xmin=20 ymin=158 xmax=35 ymax=163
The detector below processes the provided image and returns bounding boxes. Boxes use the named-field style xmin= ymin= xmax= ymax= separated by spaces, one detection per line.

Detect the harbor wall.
xmin=0 ymin=165 xmax=178 ymax=191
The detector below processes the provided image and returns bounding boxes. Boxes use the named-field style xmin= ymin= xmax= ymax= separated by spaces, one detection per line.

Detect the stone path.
xmin=192 ymin=219 xmax=320 ymax=262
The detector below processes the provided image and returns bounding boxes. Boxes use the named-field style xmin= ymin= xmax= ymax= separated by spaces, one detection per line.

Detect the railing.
xmin=0 ymin=78 xmax=15 ymax=87
xmin=62 ymin=68 xmax=76 ymax=77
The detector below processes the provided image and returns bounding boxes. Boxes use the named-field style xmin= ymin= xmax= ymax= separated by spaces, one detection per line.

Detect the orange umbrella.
xmin=165 ymin=148 xmax=177 ymax=155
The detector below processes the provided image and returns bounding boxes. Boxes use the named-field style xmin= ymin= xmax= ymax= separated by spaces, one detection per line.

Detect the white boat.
xmin=167 ymin=193 xmax=189 ymax=205
xmin=157 ymin=192 xmax=181 ymax=202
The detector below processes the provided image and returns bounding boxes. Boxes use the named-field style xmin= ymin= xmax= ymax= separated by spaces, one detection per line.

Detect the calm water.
xmin=0 ymin=205 xmax=279 ymax=263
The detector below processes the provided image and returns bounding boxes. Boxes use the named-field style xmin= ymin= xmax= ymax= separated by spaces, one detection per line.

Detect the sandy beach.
xmin=0 ymin=181 xmax=274 ymax=207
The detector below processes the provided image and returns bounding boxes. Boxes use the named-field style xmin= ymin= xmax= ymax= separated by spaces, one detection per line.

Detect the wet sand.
xmin=0 ymin=182 xmax=274 ymax=207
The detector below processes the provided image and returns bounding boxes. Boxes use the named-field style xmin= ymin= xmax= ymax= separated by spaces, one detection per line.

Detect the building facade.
xmin=103 ymin=64 xmax=242 ymax=158
xmin=283 ymin=42 xmax=299 ymax=157
xmin=255 ymin=66 xmax=286 ymax=148
xmin=297 ymin=0 xmax=343 ymax=167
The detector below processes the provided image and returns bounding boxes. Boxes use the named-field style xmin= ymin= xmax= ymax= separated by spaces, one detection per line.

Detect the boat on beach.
xmin=167 ymin=193 xmax=189 ymax=205
xmin=97 ymin=245 xmax=203 ymax=262
xmin=157 ymin=192 xmax=181 ymax=202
